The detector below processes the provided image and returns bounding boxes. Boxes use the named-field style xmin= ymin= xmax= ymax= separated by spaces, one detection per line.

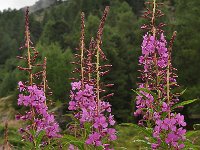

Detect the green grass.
xmin=0 ymin=125 xmax=24 ymax=149
xmin=1 ymin=124 xmax=200 ymax=150
xmin=113 ymin=125 xmax=150 ymax=150
xmin=113 ymin=125 xmax=200 ymax=150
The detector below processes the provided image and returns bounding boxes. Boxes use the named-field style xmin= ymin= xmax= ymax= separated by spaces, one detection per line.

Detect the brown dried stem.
xmin=94 ymin=6 xmax=111 ymax=114
xmin=167 ymin=31 xmax=177 ymax=117
xmin=80 ymin=12 xmax=85 ymax=88
xmin=3 ymin=121 xmax=12 ymax=150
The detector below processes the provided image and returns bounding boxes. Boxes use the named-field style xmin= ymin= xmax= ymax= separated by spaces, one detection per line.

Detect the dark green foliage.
xmin=40 ymin=20 xmax=70 ymax=48
xmin=37 ymin=43 xmax=73 ymax=101
xmin=0 ymin=10 xmax=23 ymax=65
xmin=175 ymin=0 xmax=200 ymax=87
xmin=173 ymin=0 xmax=200 ymax=117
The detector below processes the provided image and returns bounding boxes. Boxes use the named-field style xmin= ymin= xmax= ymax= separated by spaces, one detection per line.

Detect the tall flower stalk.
xmin=16 ymin=7 xmax=60 ymax=148
xmin=134 ymin=0 xmax=187 ymax=149
xmin=68 ymin=6 xmax=117 ymax=150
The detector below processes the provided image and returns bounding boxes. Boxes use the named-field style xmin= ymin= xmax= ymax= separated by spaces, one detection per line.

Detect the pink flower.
xmin=162 ymin=102 xmax=170 ymax=112
xmin=179 ymin=143 xmax=185 ymax=149
xmin=18 ymin=81 xmax=25 ymax=92
xmin=107 ymin=128 xmax=117 ymax=141
xmin=165 ymin=133 xmax=179 ymax=144
xmin=151 ymin=143 xmax=159 ymax=149
xmin=71 ymin=81 xmax=81 ymax=90
xmin=108 ymin=114 xmax=115 ymax=125
xmin=86 ymin=132 xmax=102 ymax=146
xmin=94 ymin=116 xmax=108 ymax=129
xmin=69 ymin=81 xmax=117 ymax=148
xmin=17 ymin=81 xmax=61 ymax=141
xmin=68 ymin=144 xmax=75 ymax=150
xmin=141 ymin=34 xmax=156 ymax=55
xmin=68 ymin=101 xmax=76 ymax=110
xmin=175 ymin=113 xmax=186 ymax=127
xmin=153 ymin=113 xmax=186 ymax=149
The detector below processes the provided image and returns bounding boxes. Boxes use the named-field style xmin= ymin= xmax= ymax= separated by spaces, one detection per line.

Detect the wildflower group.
xmin=12 ymin=0 xmax=197 ymax=150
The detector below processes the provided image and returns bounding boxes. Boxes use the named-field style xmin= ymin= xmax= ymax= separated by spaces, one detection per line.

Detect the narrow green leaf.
xmin=83 ymin=122 xmax=92 ymax=136
xmin=172 ymin=99 xmax=198 ymax=110
xmin=119 ymin=123 xmax=156 ymax=142
xmin=23 ymin=141 xmax=34 ymax=150
xmin=180 ymin=88 xmax=187 ymax=95
xmin=61 ymin=135 xmax=85 ymax=150
xmin=36 ymin=130 xmax=46 ymax=148
xmin=132 ymin=89 xmax=146 ymax=98
xmin=138 ymin=88 xmax=157 ymax=99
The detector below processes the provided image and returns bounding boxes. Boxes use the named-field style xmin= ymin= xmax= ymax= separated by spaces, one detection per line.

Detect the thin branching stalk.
xmin=152 ymin=0 xmax=157 ymax=37
xmin=135 ymin=1 xmax=187 ymax=149
xmin=96 ymin=40 xmax=100 ymax=114
xmin=43 ymin=57 xmax=47 ymax=104
xmin=17 ymin=7 xmax=60 ymax=148
xmin=95 ymin=6 xmax=110 ymax=114
xmin=167 ymin=31 xmax=177 ymax=118
xmin=80 ymin=12 xmax=85 ymax=88
xmin=68 ymin=6 xmax=116 ymax=149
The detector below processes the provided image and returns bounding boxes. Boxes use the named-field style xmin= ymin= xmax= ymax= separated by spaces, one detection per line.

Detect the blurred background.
xmin=0 ymin=0 xmax=200 ymax=143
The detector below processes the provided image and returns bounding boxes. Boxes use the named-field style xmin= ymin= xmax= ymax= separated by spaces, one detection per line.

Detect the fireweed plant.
xmin=16 ymin=7 xmax=60 ymax=148
xmin=133 ymin=0 xmax=198 ymax=150
xmin=67 ymin=6 xmax=117 ymax=150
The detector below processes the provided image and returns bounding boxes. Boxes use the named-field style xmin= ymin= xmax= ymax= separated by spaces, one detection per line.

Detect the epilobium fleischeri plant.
xmin=134 ymin=0 xmax=190 ymax=149
xmin=16 ymin=7 xmax=60 ymax=148
xmin=68 ymin=6 xmax=117 ymax=150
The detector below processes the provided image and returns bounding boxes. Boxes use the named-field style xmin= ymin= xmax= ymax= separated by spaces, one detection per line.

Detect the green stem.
xmin=81 ymin=36 xmax=84 ymax=87
xmin=96 ymin=40 xmax=100 ymax=115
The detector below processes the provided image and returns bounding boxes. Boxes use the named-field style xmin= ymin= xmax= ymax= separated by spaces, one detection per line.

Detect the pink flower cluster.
xmin=139 ymin=33 xmax=168 ymax=73
xmin=135 ymin=32 xmax=186 ymax=149
xmin=134 ymin=84 xmax=153 ymax=113
xmin=16 ymin=81 xmax=60 ymax=141
xmin=136 ymin=33 xmax=171 ymax=120
xmin=134 ymin=83 xmax=154 ymax=125
xmin=152 ymin=113 xmax=186 ymax=149
xmin=68 ymin=81 xmax=117 ymax=149
xmin=135 ymin=33 xmax=179 ymax=118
